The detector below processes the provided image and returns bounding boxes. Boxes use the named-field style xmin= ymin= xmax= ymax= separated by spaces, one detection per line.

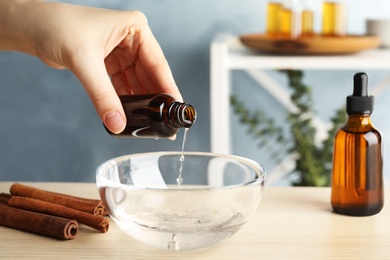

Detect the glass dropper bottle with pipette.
xmin=331 ymin=73 xmax=383 ymax=216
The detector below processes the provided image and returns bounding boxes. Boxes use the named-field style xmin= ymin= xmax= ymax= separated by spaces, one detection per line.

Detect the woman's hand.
xmin=0 ymin=0 xmax=182 ymax=133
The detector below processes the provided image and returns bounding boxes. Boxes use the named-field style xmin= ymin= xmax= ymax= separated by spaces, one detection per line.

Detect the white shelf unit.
xmin=210 ymin=33 xmax=390 ymax=183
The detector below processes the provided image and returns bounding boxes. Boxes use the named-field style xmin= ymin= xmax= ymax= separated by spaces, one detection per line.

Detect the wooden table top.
xmin=1 ymin=182 xmax=389 ymax=259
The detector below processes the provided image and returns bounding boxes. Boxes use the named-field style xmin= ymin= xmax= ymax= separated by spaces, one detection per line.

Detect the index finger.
xmin=108 ymin=24 xmax=182 ymax=102
xmin=137 ymin=27 xmax=182 ymax=101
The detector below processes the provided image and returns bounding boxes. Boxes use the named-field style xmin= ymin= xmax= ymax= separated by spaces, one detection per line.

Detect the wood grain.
xmin=1 ymin=182 xmax=389 ymax=259
xmin=240 ymin=34 xmax=381 ymax=55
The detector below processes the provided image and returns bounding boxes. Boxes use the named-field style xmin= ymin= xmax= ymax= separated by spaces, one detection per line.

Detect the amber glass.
xmin=279 ymin=7 xmax=293 ymax=36
xmin=322 ymin=1 xmax=346 ymax=36
xmin=105 ymin=93 xmax=196 ymax=138
xmin=302 ymin=9 xmax=314 ymax=35
xmin=266 ymin=1 xmax=283 ymax=36
xmin=331 ymin=114 xmax=383 ymax=216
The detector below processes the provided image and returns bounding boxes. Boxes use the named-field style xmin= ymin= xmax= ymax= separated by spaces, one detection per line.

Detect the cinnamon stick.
xmin=7 ymin=196 xmax=109 ymax=233
xmin=46 ymin=190 xmax=102 ymax=204
xmin=0 ymin=202 xmax=78 ymax=240
xmin=0 ymin=193 xmax=11 ymax=204
xmin=45 ymin=190 xmax=108 ymax=216
xmin=10 ymin=183 xmax=104 ymax=216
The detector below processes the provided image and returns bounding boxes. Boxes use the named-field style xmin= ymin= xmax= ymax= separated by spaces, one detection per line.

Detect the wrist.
xmin=0 ymin=0 xmax=44 ymax=55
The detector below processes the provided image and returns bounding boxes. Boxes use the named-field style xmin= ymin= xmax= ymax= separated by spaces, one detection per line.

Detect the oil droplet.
xmin=176 ymin=176 xmax=183 ymax=185
xmin=167 ymin=234 xmax=180 ymax=251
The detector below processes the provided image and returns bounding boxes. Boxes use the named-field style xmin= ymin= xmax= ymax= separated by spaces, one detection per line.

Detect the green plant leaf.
xmin=231 ymin=70 xmax=346 ymax=186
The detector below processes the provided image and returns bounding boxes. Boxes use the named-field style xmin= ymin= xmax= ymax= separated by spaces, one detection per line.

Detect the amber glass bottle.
xmin=105 ymin=93 xmax=196 ymax=138
xmin=301 ymin=0 xmax=314 ymax=36
xmin=331 ymin=73 xmax=383 ymax=216
xmin=266 ymin=0 xmax=283 ymax=36
xmin=279 ymin=0 xmax=302 ymax=38
xmin=279 ymin=1 xmax=293 ymax=36
xmin=322 ymin=0 xmax=347 ymax=36
xmin=302 ymin=9 xmax=314 ymax=36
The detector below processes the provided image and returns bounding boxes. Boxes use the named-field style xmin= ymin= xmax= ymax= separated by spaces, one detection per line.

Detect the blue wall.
xmin=0 ymin=0 xmax=262 ymax=182
xmin=1 ymin=0 xmax=389 ymax=185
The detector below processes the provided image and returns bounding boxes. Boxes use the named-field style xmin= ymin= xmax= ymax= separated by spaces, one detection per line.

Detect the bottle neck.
xmin=348 ymin=113 xmax=371 ymax=123
xmin=168 ymin=102 xmax=197 ymax=128
xmin=343 ymin=113 xmax=374 ymax=133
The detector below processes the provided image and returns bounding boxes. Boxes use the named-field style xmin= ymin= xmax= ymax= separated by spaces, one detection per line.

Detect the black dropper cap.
xmin=346 ymin=72 xmax=374 ymax=115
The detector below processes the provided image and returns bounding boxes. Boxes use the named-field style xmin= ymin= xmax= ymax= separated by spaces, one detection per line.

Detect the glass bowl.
xmin=96 ymin=152 xmax=266 ymax=251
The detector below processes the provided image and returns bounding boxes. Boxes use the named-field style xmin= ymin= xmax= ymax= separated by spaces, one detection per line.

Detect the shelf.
xmin=226 ymin=36 xmax=390 ymax=70
xmin=210 ymin=33 xmax=390 ymax=184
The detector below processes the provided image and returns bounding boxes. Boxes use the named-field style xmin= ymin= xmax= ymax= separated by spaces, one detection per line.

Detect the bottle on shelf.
xmin=331 ymin=72 xmax=383 ymax=216
xmin=279 ymin=0 xmax=302 ymax=38
xmin=322 ymin=0 xmax=347 ymax=36
xmin=301 ymin=0 xmax=315 ymax=36
xmin=105 ymin=93 xmax=197 ymax=138
xmin=266 ymin=0 xmax=284 ymax=36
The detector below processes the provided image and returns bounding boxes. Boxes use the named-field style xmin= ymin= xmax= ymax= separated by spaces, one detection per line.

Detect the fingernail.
xmin=104 ymin=111 xmax=125 ymax=134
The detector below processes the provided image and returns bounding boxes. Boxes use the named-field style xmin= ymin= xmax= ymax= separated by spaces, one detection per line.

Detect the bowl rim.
xmin=96 ymin=151 xmax=266 ymax=190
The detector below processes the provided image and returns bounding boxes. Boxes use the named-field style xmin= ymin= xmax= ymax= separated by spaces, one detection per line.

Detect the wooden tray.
xmin=240 ymin=34 xmax=381 ymax=55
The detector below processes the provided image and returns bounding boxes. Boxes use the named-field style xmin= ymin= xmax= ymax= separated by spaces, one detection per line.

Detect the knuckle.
xmin=128 ymin=10 xmax=148 ymax=25
xmin=93 ymin=90 xmax=115 ymax=108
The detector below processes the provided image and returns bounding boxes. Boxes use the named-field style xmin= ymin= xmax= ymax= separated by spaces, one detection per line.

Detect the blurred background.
xmin=1 ymin=0 xmax=390 ymax=185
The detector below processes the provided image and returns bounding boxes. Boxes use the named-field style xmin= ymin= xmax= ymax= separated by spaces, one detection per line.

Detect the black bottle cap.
xmin=346 ymin=72 xmax=374 ymax=115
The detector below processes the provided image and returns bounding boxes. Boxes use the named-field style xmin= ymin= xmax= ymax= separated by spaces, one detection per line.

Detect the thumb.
xmin=71 ymin=56 xmax=126 ymax=134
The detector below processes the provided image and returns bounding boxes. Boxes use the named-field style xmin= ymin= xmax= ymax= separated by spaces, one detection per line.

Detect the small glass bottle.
xmin=266 ymin=0 xmax=283 ymax=36
xmin=279 ymin=0 xmax=302 ymax=38
xmin=322 ymin=0 xmax=347 ymax=36
xmin=105 ymin=93 xmax=196 ymax=138
xmin=301 ymin=0 xmax=315 ymax=36
xmin=331 ymin=72 xmax=383 ymax=216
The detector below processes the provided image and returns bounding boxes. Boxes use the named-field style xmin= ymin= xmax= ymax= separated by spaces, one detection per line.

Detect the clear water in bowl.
xmin=97 ymin=152 xmax=265 ymax=250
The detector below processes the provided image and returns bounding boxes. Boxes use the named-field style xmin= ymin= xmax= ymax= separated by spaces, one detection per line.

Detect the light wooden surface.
xmin=1 ymin=182 xmax=390 ymax=259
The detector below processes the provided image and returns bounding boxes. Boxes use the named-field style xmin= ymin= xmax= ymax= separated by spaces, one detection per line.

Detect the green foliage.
xmin=231 ymin=70 xmax=346 ymax=186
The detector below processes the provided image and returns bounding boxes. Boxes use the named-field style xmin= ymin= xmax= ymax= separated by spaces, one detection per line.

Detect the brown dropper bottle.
xmin=331 ymin=72 xmax=383 ymax=216
xmin=105 ymin=93 xmax=196 ymax=138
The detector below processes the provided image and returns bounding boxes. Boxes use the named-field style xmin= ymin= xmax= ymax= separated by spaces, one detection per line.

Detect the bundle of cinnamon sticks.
xmin=0 ymin=183 xmax=109 ymax=240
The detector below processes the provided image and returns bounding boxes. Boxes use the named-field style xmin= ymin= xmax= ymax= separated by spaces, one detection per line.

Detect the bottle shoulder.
xmin=340 ymin=115 xmax=379 ymax=133
xmin=340 ymin=125 xmax=381 ymax=134
xmin=335 ymin=127 xmax=382 ymax=144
